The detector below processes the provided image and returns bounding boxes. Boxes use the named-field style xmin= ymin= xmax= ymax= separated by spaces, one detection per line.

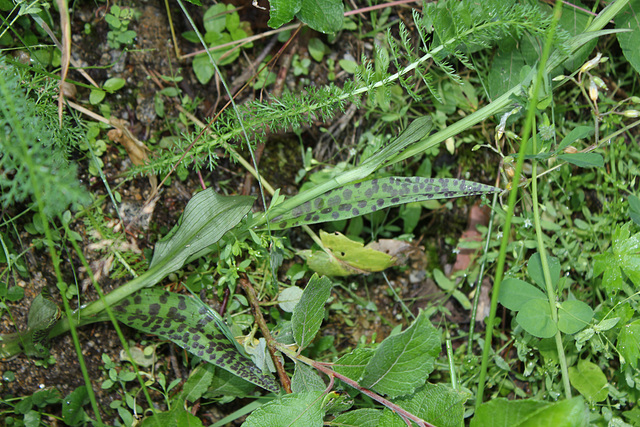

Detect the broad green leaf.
xmin=471 ymin=397 xmax=588 ymax=427
xmin=182 ymin=364 xmax=214 ymax=403
xmin=268 ymin=0 xmax=301 ymax=29
xmin=615 ymin=0 xmax=640 ymax=75
xmin=62 ymin=386 xmax=88 ymax=426
xmin=269 ymin=177 xmax=498 ymax=230
xmin=203 ymin=4 xmax=227 ymax=33
xmin=103 ymin=77 xmax=125 ymax=92
xmin=555 ymin=126 xmax=594 ymax=153
xmin=568 ymin=359 xmax=608 ymax=403
xmin=292 ymin=274 xmax=333 ymax=350
xmin=557 ymin=152 xmax=604 ymax=168
xmin=243 ymin=391 xmax=325 ymax=427
xmin=296 ymin=0 xmax=343 ymax=34
xmin=26 ymin=290 xmax=60 ymax=356
xmin=359 ymin=311 xmax=440 ymax=398
xmin=487 ymin=38 xmax=532 ymax=99
xmin=149 ymin=189 xmax=254 ymax=286
xmin=498 ymin=278 xmax=547 ymax=311
xmin=516 ymin=299 xmax=557 ymax=338
xmin=558 ymin=2 xmax=598 ymax=71
xmin=333 ymin=347 xmax=375 ymax=383
xmin=392 ymin=383 xmax=467 ymax=427
xmin=141 ymin=406 xmax=203 ymax=427
xmin=323 ymin=390 xmax=354 ymax=414
xmin=332 ymin=408 xmax=383 ymax=426
xmin=279 ymin=286 xmax=304 ymax=313
xmin=112 ymin=288 xmax=279 ymax=393
xmin=594 ymin=223 xmax=640 ymax=294
xmin=527 ymin=252 xmax=560 ymax=291
xmin=292 ymin=362 xmax=326 ymax=393
xmin=617 ymin=319 xmax=640 ymax=368
xmin=558 ymin=300 xmax=593 ymax=334
xmin=207 ymin=366 xmax=257 ymax=397
xmin=193 ymin=54 xmax=214 ymax=85
xmin=300 ymin=231 xmax=395 ymax=276
xmin=629 ymin=194 xmax=640 ymax=226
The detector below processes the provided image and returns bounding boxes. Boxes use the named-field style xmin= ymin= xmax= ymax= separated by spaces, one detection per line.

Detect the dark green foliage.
xmin=0 ymin=58 xmax=89 ymax=217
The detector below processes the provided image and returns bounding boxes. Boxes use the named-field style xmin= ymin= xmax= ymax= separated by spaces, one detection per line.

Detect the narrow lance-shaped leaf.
xmin=261 ymin=117 xmax=433 ymax=227
xmin=112 ymin=288 xmax=280 ymax=393
xmin=269 ymin=176 xmax=499 ymax=230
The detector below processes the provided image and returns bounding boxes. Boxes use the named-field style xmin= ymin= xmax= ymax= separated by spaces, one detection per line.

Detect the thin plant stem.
xmin=468 ymin=191 xmax=498 ymax=356
xmin=240 ymin=276 xmax=292 ymax=393
xmin=476 ymin=0 xmax=564 ymax=407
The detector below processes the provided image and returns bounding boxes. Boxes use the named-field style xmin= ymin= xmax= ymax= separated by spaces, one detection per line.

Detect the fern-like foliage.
xmin=134 ymin=0 xmax=568 ymax=178
xmin=0 ymin=57 xmax=89 ymax=217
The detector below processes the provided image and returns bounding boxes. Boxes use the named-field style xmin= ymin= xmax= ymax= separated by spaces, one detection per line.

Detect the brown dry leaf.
xmin=108 ymin=118 xmax=150 ymax=166
xmin=366 ymin=239 xmax=419 ymax=266
xmin=452 ymin=202 xmax=490 ymax=273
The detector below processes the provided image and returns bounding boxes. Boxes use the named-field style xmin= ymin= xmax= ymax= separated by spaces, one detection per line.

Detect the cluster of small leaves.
xmin=0 ymin=58 xmax=89 ymax=217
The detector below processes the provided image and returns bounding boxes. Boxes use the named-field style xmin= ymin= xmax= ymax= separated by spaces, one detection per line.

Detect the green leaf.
xmin=568 ymin=359 xmax=608 ymax=403
xmin=308 ymin=38 xmax=327 ymax=61
xmin=615 ymin=0 xmax=640 ymax=76
xmin=333 ymin=347 xmax=375 ymax=383
xmin=89 ymin=89 xmax=105 ymax=104
xmin=112 ymin=288 xmax=279 ymax=392
xmin=203 ymin=4 xmax=227 ymax=33
xmin=62 ymin=386 xmax=88 ymax=426
xmin=471 ymin=397 xmax=588 ymax=427
xmin=516 ymin=299 xmax=557 ymax=338
xmin=279 ymin=286 xmax=304 ymax=313
xmin=487 ymin=37 xmax=537 ymax=99
xmin=393 ymin=383 xmax=467 ymax=427
xmin=617 ymin=319 xmax=640 ymax=368
xmin=292 ymin=274 xmax=333 ymax=350
xmin=267 ymin=0 xmax=301 ymax=29
xmin=269 ymin=177 xmax=498 ymax=230
xmin=141 ymin=406 xmax=204 ymax=427
xmin=301 ymin=231 xmax=396 ymax=277
xmin=149 ymin=189 xmax=254 ymax=286
xmin=555 ymin=126 xmax=594 ymax=153
xmin=26 ymin=291 xmax=60 ymax=356
xmin=296 ymin=0 xmax=343 ymax=33
xmin=291 ymin=362 xmax=325 ymax=393
xmin=359 ymin=311 xmax=440 ymax=398
xmin=527 ymin=252 xmax=561 ymax=291
xmin=243 ymin=391 xmax=325 ymax=427
xmin=557 ymin=152 xmax=604 ymax=168
xmin=558 ymin=300 xmax=593 ymax=334
xmin=207 ymin=366 xmax=257 ymax=397
xmin=182 ymin=364 xmax=214 ymax=403
xmin=498 ymin=278 xmax=547 ymax=311
xmin=594 ymin=223 xmax=640 ymax=294
xmin=332 ymin=408 xmax=383 ymax=426
xmin=558 ymin=3 xmax=598 ymax=71
xmin=629 ymin=194 xmax=640 ymax=226
xmin=103 ymin=77 xmax=126 ymax=92
xmin=193 ymin=54 xmax=215 ymax=85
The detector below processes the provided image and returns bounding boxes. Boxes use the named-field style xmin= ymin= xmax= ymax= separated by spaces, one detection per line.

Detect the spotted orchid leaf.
xmin=269 ymin=177 xmax=499 ymax=230
xmin=261 ymin=118 xmax=433 ymax=228
xmin=113 ymin=288 xmax=280 ymax=393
